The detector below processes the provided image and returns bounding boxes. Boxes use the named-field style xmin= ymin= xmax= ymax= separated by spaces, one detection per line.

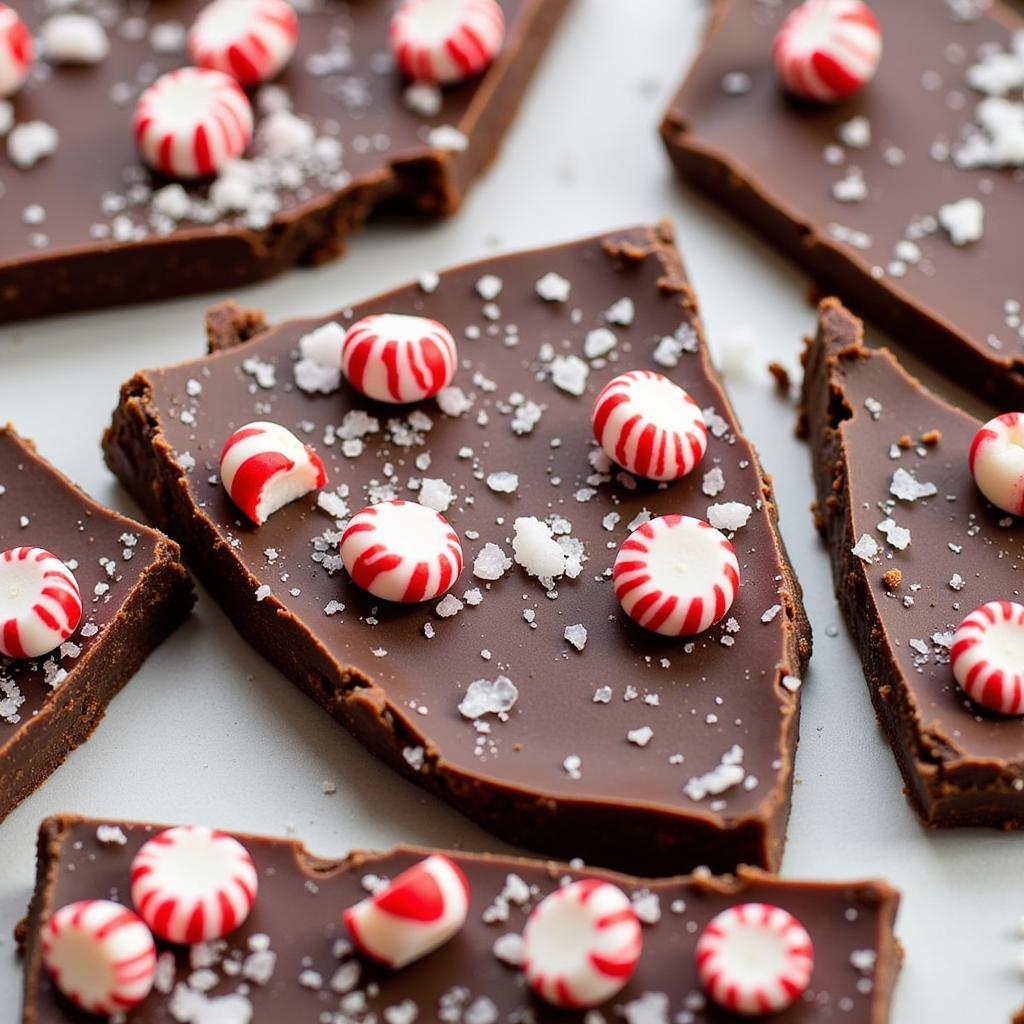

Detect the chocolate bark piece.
xmin=19 ymin=814 xmax=903 ymax=1022
xmin=661 ymin=0 xmax=1024 ymax=407
xmin=0 ymin=426 xmax=194 ymax=824
xmin=103 ymin=223 xmax=811 ymax=875
xmin=0 ymin=0 xmax=569 ymax=324
xmin=801 ymin=298 xmax=1024 ymax=827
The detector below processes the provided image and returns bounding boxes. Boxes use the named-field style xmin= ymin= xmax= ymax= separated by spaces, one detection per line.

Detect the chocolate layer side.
xmin=661 ymin=0 xmax=1024 ymax=407
xmin=801 ymin=299 xmax=1024 ymax=826
xmin=0 ymin=0 xmax=569 ymax=323
xmin=19 ymin=814 xmax=902 ymax=1023
xmin=103 ymin=223 xmax=810 ymax=875
xmin=0 ymin=427 xmax=194 ymax=823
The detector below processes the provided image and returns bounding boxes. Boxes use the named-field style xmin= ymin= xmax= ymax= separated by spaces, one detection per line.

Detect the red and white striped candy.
xmin=340 ymin=500 xmax=463 ymax=603
xmin=772 ymin=0 xmax=881 ymax=103
xmin=389 ymin=0 xmax=504 ymax=85
xmin=130 ymin=826 xmax=258 ymax=944
xmin=343 ymin=854 xmax=470 ymax=969
xmin=0 ymin=2 xmax=31 ymax=98
xmin=969 ymin=413 xmax=1024 ymax=517
xmin=613 ymin=515 xmax=739 ymax=637
xmin=0 ymin=547 xmax=82 ymax=660
xmin=592 ymin=370 xmax=707 ymax=482
xmin=951 ymin=601 xmax=1024 ymax=716
xmin=188 ymin=0 xmax=299 ymax=86
xmin=696 ymin=903 xmax=814 ymax=1017
xmin=42 ymin=900 xmax=156 ymax=1016
xmin=522 ymin=879 xmax=642 ymax=1009
xmin=220 ymin=421 xmax=327 ymax=526
xmin=133 ymin=67 xmax=253 ymax=179
xmin=341 ymin=314 xmax=458 ymax=405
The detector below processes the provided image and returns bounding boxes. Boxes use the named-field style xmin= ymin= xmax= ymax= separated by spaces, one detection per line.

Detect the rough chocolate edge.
xmin=0 ymin=0 xmax=571 ymax=324
xmin=799 ymin=298 xmax=1024 ymax=828
xmin=0 ymin=428 xmax=196 ymax=825
xmin=19 ymin=813 xmax=902 ymax=1024
xmin=101 ymin=223 xmax=811 ymax=875
xmin=658 ymin=0 xmax=1024 ymax=409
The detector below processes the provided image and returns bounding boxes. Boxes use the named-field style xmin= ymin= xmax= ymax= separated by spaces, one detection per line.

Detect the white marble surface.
xmin=1 ymin=2 xmax=1020 ymax=1019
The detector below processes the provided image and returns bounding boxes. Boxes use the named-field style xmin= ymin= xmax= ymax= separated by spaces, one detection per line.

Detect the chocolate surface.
xmin=103 ymin=223 xmax=811 ymax=875
xmin=19 ymin=814 xmax=902 ymax=1022
xmin=0 ymin=0 xmax=569 ymax=322
xmin=801 ymin=299 xmax=1024 ymax=826
xmin=661 ymin=0 xmax=1024 ymax=407
xmin=0 ymin=426 xmax=194 ymax=824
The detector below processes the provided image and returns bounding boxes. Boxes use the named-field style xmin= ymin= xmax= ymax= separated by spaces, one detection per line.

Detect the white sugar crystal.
xmin=473 ymin=542 xmax=512 ymax=581
xmin=492 ymin=933 xmax=526 ymax=966
xmin=550 ymin=354 xmax=589 ymax=396
xmin=627 ymin=726 xmax=654 ymax=747
xmin=7 ymin=121 xmax=59 ymax=169
xmin=837 ymin=114 xmax=871 ymax=148
xmin=593 ymin=685 xmax=613 ymax=703
xmin=168 ymin=986 xmax=253 ymax=1024
xmin=458 ymin=676 xmax=518 ymax=719
xmin=706 ymin=501 xmax=752 ymax=532
xmin=403 ymin=81 xmax=442 ymax=116
xmin=563 ymin=754 xmax=582 ymax=778
xmin=890 ymin=467 xmax=937 ymax=501
xmin=96 ymin=824 xmax=127 ymax=845
xmin=152 ymin=184 xmax=190 ymax=221
xmin=535 ymin=271 xmax=571 ymax=302
xmin=510 ymin=399 xmax=543 ymax=435
xmin=384 ymin=999 xmax=419 ymax=1024
xmin=258 ymin=110 xmax=315 ymax=158
xmin=564 ymin=624 xmax=587 ymax=650
xmin=436 ymin=594 xmax=464 ymax=618
xmin=702 ymin=466 xmax=725 ymax=496
xmin=42 ymin=13 xmax=109 ymax=64
xmin=631 ymin=891 xmax=661 ymax=924
xmin=761 ymin=604 xmax=783 ymax=623
xmin=317 ymin=490 xmax=349 ymax=520
xmin=622 ymin=991 xmax=670 ymax=1024
xmin=685 ymin=745 xmax=745 ymax=801
xmin=254 ymin=584 xmax=271 ymax=602
xmin=150 ymin=20 xmax=186 ymax=53
xmin=851 ymin=534 xmax=879 ymax=562
xmin=939 ymin=197 xmax=985 ymax=245
xmin=583 ymin=326 xmax=617 ymax=359
xmin=950 ymin=573 xmax=965 ymax=591
xmin=626 ymin=509 xmax=652 ymax=532
xmin=486 ymin=471 xmax=519 ymax=493
xmin=419 ymin=477 xmax=455 ymax=513
xmin=604 ymin=297 xmax=635 ymax=326
xmin=652 ymin=336 xmax=683 ymax=367
xmin=476 ymin=274 xmax=503 ymax=300
xmin=437 ymin=386 xmax=473 ymax=416
xmin=781 ymin=675 xmax=802 ymax=693
xmin=297 ymin=322 xmax=343 ymax=370
xmin=832 ymin=168 xmax=868 ymax=203
xmin=428 ymin=124 xmax=468 ymax=150
xmin=463 ymin=587 xmax=482 ymax=606
xmin=877 ymin=518 xmax=911 ymax=550
xmin=512 ymin=517 xmax=564 ymax=580
xmin=418 ymin=270 xmax=440 ymax=293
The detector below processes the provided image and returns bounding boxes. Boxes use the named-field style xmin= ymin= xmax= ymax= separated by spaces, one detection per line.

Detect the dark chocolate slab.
xmin=801 ymin=298 xmax=1024 ymax=826
xmin=661 ymin=0 xmax=1024 ymax=407
xmin=103 ymin=223 xmax=811 ymax=875
xmin=0 ymin=0 xmax=569 ymax=322
xmin=19 ymin=814 xmax=902 ymax=1023
xmin=0 ymin=426 xmax=194 ymax=824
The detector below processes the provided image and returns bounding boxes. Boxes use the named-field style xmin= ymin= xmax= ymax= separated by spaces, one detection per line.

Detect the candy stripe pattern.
xmin=130 ymin=826 xmax=258 ymax=944
xmin=968 ymin=412 xmax=1024 ymax=517
xmin=188 ymin=0 xmax=299 ymax=86
xmin=0 ymin=2 xmax=32 ymax=98
xmin=341 ymin=314 xmax=458 ymax=405
xmin=133 ymin=67 xmax=254 ymax=179
xmin=41 ymin=900 xmax=156 ymax=1015
xmin=390 ymin=0 xmax=505 ymax=85
xmin=344 ymin=854 xmax=470 ymax=968
xmin=522 ymin=879 xmax=642 ymax=1009
xmin=772 ymin=0 xmax=881 ymax=103
xmin=0 ymin=546 xmax=82 ymax=659
xmin=613 ymin=515 xmax=739 ymax=637
xmin=951 ymin=601 xmax=1024 ymax=716
xmin=591 ymin=370 xmax=707 ymax=481
xmin=220 ymin=421 xmax=326 ymax=526
xmin=340 ymin=500 xmax=463 ymax=603
xmin=696 ymin=903 xmax=814 ymax=1016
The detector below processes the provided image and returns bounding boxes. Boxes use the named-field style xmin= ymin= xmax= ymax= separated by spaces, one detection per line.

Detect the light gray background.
xmin=1 ymin=2 xmax=1020 ymax=1018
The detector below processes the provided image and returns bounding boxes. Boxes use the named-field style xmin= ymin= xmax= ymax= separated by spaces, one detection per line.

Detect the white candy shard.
xmin=41 ymin=14 xmax=109 ymax=64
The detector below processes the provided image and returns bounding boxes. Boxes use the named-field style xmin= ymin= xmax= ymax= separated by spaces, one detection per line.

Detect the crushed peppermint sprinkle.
xmin=761 ymin=605 xmax=783 ymax=623
xmin=473 ymin=542 xmax=512 ymax=581
xmin=851 ymin=534 xmax=879 ymax=562
xmin=684 ymin=744 xmax=745 ymax=801
xmin=890 ymin=468 xmax=937 ymax=501
xmin=781 ymin=675 xmax=802 ymax=693
xmin=535 ymin=272 xmax=571 ymax=302
xmin=436 ymin=594 xmax=464 ymax=618
xmin=706 ymin=502 xmax=752 ymax=532
xmin=486 ymin=471 xmax=519 ymax=494
xmin=562 ymin=754 xmax=582 ymax=779
xmin=549 ymin=354 xmax=589 ymax=396
xmin=96 ymin=824 xmax=128 ymax=845
xmin=604 ymin=297 xmax=635 ymax=325
xmin=877 ymin=518 xmax=911 ymax=550
xmin=458 ymin=676 xmax=519 ymax=719
xmin=938 ymin=197 xmax=985 ymax=246
xmin=418 ymin=477 xmax=456 ymax=513
xmin=627 ymin=726 xmax=654 ymax=747
xmin=583 ymin=326 xmax=617 ymax=359
xmin=563 ymin=624 xmax=587 ymax=651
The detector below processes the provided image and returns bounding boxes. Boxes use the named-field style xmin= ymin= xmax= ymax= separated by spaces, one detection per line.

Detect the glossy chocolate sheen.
xmin=0 ymin=0 xmax=569 ymax=322
xmin=661 ymin=0 xmax=1024 ymax=407
xmin=0 ymin=427 xmax=194 ymax=823
xmin=19 ymin=814 xmax=902 ymax=1022
xmin=801 ymin=299 xmax=1024 ymax=826
xmin=103 ymin=224 xmax=811 ymax=875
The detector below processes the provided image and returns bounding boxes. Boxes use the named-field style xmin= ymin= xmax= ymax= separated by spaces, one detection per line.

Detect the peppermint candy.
xmin=592 ymin=370 xmax=707 ymax=481
xmin=951 ymin=601 xmax=1024 ymax=716
xmin=389 ymin=0 xmax=505 ymax=85
xmin=133 ymin=67 xmax=254 ymax=179
xmin=0 ymin=3 xmax=32 ymax=99
xmin=343 ymin=854 xmax=470 ymax=969
xmin=188 ymin=0 xmax=299 ymax=86
xmin=341 ymin=314 xmax=458 ymax=405
xmin=340 ymin=500 xmax=463 ymax=603
xmin=772 ymin=0 xmax=881 ymax=103
xmin=969 ymin=412 xmax=1024 ymax=516
xmin=0 ymin=546 xmax=82 ymax=660
xmin=41 ymin=900 xmax=156 ymax=1015
xmin=696 ymin=903 xmax=814 ymax=1016
xmin=220 ymin=421 xmax=327 ymax=526
xmin=130 ymin=826 xmax=258 ymax=944
xmin=522 ymin=879 xmax=642 ymax=1008
xmin=613 ymin=515 xmax=739 ymax=637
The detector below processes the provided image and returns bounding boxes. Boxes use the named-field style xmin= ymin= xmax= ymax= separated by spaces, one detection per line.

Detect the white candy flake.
xmin=458 ymin=676 xmax=519 ymax=719
xmin=535 ymin=272 xmax=571 ymax=302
